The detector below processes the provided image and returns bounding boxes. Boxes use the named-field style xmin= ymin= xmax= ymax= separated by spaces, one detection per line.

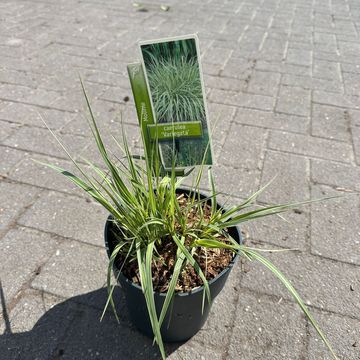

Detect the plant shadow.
xmin=0 ymin=283 xmax=181 ymax=360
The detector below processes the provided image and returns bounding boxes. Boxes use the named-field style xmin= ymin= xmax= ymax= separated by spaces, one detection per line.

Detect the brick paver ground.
xmin=0 ymin=0 xmax=359 ymax=359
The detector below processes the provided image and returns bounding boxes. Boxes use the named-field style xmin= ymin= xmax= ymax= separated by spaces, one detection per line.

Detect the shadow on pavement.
xmin=0 ymin=282 xmax=181 ymax=359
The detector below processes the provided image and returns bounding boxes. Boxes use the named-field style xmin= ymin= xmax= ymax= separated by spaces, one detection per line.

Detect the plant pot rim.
xmin=104 ymin=190 xmax=242 ymax=298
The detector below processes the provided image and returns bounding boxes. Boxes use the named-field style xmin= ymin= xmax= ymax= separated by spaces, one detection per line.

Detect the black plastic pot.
xmin=104 ymin=188 xmax=242 ymax=342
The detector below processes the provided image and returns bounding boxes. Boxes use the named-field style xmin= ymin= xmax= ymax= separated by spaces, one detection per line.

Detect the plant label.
xmin=138 ymin=34 xmax=213 ymax=170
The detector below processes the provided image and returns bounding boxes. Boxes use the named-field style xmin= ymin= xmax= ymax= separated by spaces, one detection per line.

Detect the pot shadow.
xmin=0 ymin=282 xmax=181 ymax=360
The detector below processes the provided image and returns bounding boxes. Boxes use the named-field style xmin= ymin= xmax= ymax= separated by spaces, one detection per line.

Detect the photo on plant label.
xmin=140 ymin=35 xmax=213 ymax=169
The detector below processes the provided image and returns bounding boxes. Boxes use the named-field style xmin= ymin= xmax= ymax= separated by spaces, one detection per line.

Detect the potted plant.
xmin=39 ymin=82 xmax=339 ymax=360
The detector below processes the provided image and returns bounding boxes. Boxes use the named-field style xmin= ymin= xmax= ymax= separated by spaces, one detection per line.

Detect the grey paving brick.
xmin=203 ymin=46 xmax=232 ymax=66
xmin=308 ymin=310 xmax=360 ymax=360
xmin=208 ymin=102 xmax=236 ymax=127
xmin=282 ymin=74 xmax=342 ymax=93
xmin=311 ymin=158 xmax=360 ymax=192
xmin=258 ymin=150 xmax=310 ymax=204
xmin=0 ymin=102 xmax=75 ymax=129
xmin=311 ymin=184 xmax=360 ymax=265
xmin=221 ymin=57 xmax=255 ymax=79
xmin=247 ymin=70 xmax=281 ymax=96
xmin=312 ymin=104 xmax=351 ymax=142
xmin=0 ymin=226 xmax=59 ymax=305
xmin=313 ymin=59 xmax=341 ymax=81
xmin=168 ymin=340 xmax=223 ymax=360
xmin=343 ymin=72 xmax=360 ymax=96
xmin=0 ymin=84 xmax=31 ymax=102
xmin=3 ymin=126 xmax=88 ymax=159
xmin=341 ymin=62 xmax=360 ymax=75
xmin=18 ymin=191 xmax=108 ymax=246
xmin=240 ymin=246 xmax=360 ymax=318
xmin=31 ymin=240 xmax=107 ymax=298
xmin=0 ymin=120 xmax=19 ymax=143
xmin=348 ymin=109 xmax=360 ymax=127
xmin=209 ymin=88 xmax=274 ymax=111
xmin=276 ymin=86 xmax=311 ymax=117
xmin=204 ymin=75 xmax=246 ymax=92
xmin=268 ymin=130 xmax=353 ymax=163
xmin=256 ymin=61 xmax=313 ymax=78
xmin=234 ymin=107 xmax=309 ymax=134
xmin=220 ymin=123 xmax=265 ymax=169
xmin=286 ymin=48 xmax=312 ymax=67
xmin=0 ymin=147 xmax=27 ymax=175
xmin=8 ymin=154 xmax=88 ymax=195
xmin=0 ymin=181 xmax=41 ymax=234
xmin=313 ymin=90 xmax=360 ymax=110
xmin=228 ymin=290 xmax=306 ymax=359
xmin=246 ymin=203 xmax=310 ymax=250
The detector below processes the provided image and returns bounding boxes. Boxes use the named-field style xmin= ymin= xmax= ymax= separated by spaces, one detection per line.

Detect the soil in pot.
xmin=113 ymin=192 xmax=234 ymax=293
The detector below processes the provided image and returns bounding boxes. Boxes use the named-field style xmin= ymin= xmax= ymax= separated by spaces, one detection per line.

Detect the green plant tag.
xmin=127 ymin=62 xmax=154 ymax=160
xmin=147 ymin=121 xmax=202 ymax=140
xmin=139 ymin=34 xmax=213 ymax=170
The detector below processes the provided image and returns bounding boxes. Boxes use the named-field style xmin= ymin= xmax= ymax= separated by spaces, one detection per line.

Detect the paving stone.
xmin=209 ymin=88 xmax=274 ymax=111
xmin=0 ymin=102 xmax=75 ymax=129
xmin=204 ymin=75 xmax=246 ymax=92
xmin=286 ymin=48 xmax=312 ymax=67
xmin=311 ymin=184 xmax=360 ymax=265
xmin=8 ymin=154 xmax=88 ymax=195
xmin=0 ymin=226 xmax=59 ymax=305
xmin=0 ymin=147 xmax=27 ymax=175
xmin=282 ymin=74 xmax=342 ymax=93
xmin=258 ymin=150 xmax=310 ymax=204
xmin=268 ymin=130 xmax=353 ymax=163
xmin=220 ymin=123 xmax=265 ymax=169
xmin=18 ymin=191 xmax=108 ymax=246
xmin=3 ymin=126 xmax=88 ymax=159
xmin=343 ymin=72 xmax=360 ymax=97
xmin=31 ymin=240 xmax=107 ymax=299
xmin=276 ymin=86 xmax=311 ymax=117
xmin=348 ymin=109 xmax=360 ymax=127
xmin=0 ymin=182 xmax=41 ymax=235
xmin=313 ymin=59 xmax=341 ymax=80
xmin=312 ymin=103 xmax=351 ymax=142
xmin=0 ymin=120 xmax=21 ymax=144
xmin=256 ymin=61 xmax=312 ymax=77
xmin=234 ymin=107 xmax=309 ymax=134
xmin=203 ymin=46 xmax=232 ymax=66
xmin=313 ymin=90 xmax=360 ymax=110
xmin=308 ymin=310 xmax=360 ymax=360
xmin=341 ymin=62 xmax=360 ymax=75
xmin=311 ymin=158 xmax=360 ymax=192
xmin=247 ymin=70 xmax=281 ymax=96
xmin=99 ymin=86 xmax=133 ymax=105
xmin=227 ymin=290 xmax=306 ymax=359
xmin=221 ymin=57 xmax=255 ymax=79
xmin=246 ymin=202 xmax=310 ymax=250
xmin=240 ymin=246 xmax=360 ymax=318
